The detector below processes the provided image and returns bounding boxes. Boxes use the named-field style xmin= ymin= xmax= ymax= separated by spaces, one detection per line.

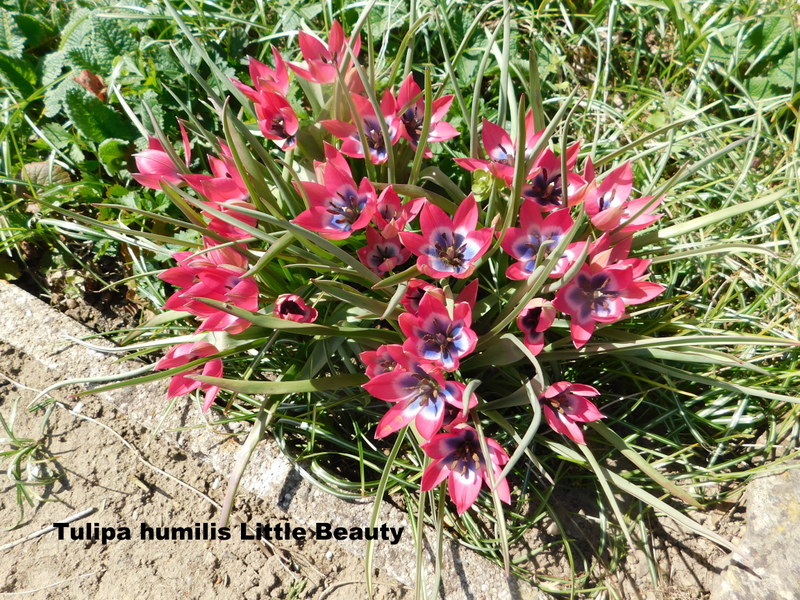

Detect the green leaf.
xmin=636 ymin=188 xmax=785 ymax=246
xmin=90 ymin=17 xmax=136 ymax=72
xmin=192 ymin=373 xmax=368 ymax=395
xmin=195 ymin=298 xmax=399 ymax=343
xmin=97 ymin=138 xmax=131 ymax=175
xmin=13 ymin=14 xmax=54 ymax=51
xmin=589 ymin=422 xmax=702 ymax=508
xmin=64 ymin=88 xmax=136 ymax=143
xmin=0 ymin=9 xmax=24 ymax=58
xmin=312 ymin=280 xmax=391 ymax=319
xmin=767 ymin=50 xmax=798 ymax=90
xmin=0 ymin=52 xmax=35 ymax=98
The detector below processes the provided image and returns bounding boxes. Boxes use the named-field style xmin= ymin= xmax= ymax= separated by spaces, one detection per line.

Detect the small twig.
xmin=0 ymin=508 xmax=97 ymax=552
xmin=6 ymin=510 xmax=95 ymax=548
xmin=0 ymin=372 xmax=39 ymax=393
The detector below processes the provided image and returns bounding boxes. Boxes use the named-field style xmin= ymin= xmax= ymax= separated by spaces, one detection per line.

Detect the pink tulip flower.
xmin=421 ymin=424 xmax=510 ymax=515
xmin=321 ymin=90 xmax=401 ymax=164
xmin=363 ymin=354 xmax=476 ymax=440
xmin=396 ymin=73 xmax=458 ymax=155
xmin=289 ymin=20 xmax=360 ymax=84
xmin=398 ymin=293 xmax=477 ymax=372
xmin=357 ymin=227 xmax=410 ymax=275
xmin=131 ymin=123 xmax=191 ymax=190
xmin=155 ymin=341 xmax=222 ymax=412
xmin=454 ymin=113 xmax=541 ymax=184
xmin=500 ymin=204 xmax=584 ymax=280
xmin=399 ymin=194 xmax=493 ymax=279
xmin=516 ymin=299 xmax=556 ymax=355
xmin=292 ymin=144 xmax=377 ymax=239
xmin=273 ymin=294 xmax=318 ymax=323
xmin=539 ymin=381 xmax=604 ymax=445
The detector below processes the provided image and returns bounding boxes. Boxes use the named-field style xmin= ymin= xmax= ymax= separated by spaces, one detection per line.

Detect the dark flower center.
xmin=448 ymin=432 xmax=483 ymax=475
xmin=422 ymin=318 xmax=458 ymax=356
xmin=400 ymin=107 xmax=423 ymax=144
xmin=409 ymin=373 xmax=440 ymax=405
xmin=279 ymin=300 xmax=306 ymax=316
xmin=434 ymin=232 xmax=468 ymax=268
xmin=327 ymin=189 xmax=365 ymax=226
xmin=519 ymin=307 xmax=543 ymax=332
xmin=576 ymin=273 xmax=618 ymax=315
xmin=524 ymin=169 xmax=563 ymax=207
xmin=546 ymin=393 xmax=567 ymax=414
xmin=363 ymin=119 xmax=387 ymax=158
xmin=370 ymin=244 xmax=400 ymax=267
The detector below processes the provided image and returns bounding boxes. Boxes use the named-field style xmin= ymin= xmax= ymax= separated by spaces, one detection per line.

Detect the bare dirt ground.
xmin=0 ymin=342 xmax=408 ymax=600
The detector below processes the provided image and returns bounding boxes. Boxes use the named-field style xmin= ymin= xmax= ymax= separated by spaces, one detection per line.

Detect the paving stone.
xmin=710 ymin=465 xmax=800 ymax=600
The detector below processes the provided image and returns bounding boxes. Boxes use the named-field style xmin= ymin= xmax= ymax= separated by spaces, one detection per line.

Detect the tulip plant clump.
xmin=112 ymin=13 xmax=785 ymax=583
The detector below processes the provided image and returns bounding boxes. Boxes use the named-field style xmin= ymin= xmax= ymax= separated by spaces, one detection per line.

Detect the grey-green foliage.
xmin=64 ymin=87 xmax=136 ymax=143
xmin=0 ymin=8 xmax=25 ymax=58
xmin=0 ymin=8 xmax=35 ymax=97
xmin=43 ymin=7 xmax=137 ymax=119
xmin=709 ymin=13 xmax=798 ymax=99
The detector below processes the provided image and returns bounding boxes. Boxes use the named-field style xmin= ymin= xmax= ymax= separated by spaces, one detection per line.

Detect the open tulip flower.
xmin=399 ymin=293 xmax=478 ymax=372
xmin=500 ymin=204 xmax=584 ymax=280
xmin=396 ymin=73 xmax=459 ymax=155
xmin=359 ymin=344 xmax=406 ymax=379
xmin=363 ymin=354 xmax=475 ymax=440
xmin=399 ymin=193 xmax=493 ymax=279
xmin=322 ymin=90 xmax=401 ymax=164
xmin=372 ymin=186 xmax=425 ymax=239
xmin=454 ymin=113 xmax=540 ymax=184
xmin=539 ymin=382 xmax=604 ymax=445
xmin=160 ymin=239 xmax=257 ymax=334
xmin=421 ymin=425 xmax=510 ymax=515
xmin=553 ymin=235 xmax=665 ymax=348
xmin=232 ymin=48 xmax=290 ymax=99
xmin=357 ymin=227 xmax=410 ymax=275
xmin=584 ymin=162 xmax=663 ymax=233
xmin=253 ymin=91 xmax=299 ymax=150
xmin=521 ymin=143 xmax=586 ymax=211
xmin=292 ymin=144 xmax=377 ymax=239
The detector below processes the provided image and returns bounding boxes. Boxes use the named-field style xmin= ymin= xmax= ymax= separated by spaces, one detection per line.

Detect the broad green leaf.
xmin=97 ymin=139 xmax=131 ymax=175
xmin=64 ymin=88 xmax=136 ymax=143
xmin=195 ymin=298 xmax=398 ymax=343
xmin=312 ymin=280 xmax=391 ymax=319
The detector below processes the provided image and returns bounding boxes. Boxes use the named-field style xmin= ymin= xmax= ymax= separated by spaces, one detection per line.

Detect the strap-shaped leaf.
xmin=190 ymin=373 xmax=367 ymax=396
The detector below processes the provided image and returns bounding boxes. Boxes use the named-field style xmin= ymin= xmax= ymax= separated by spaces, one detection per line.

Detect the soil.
xmin=0 ymin=343 xmax=408 ymax=600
